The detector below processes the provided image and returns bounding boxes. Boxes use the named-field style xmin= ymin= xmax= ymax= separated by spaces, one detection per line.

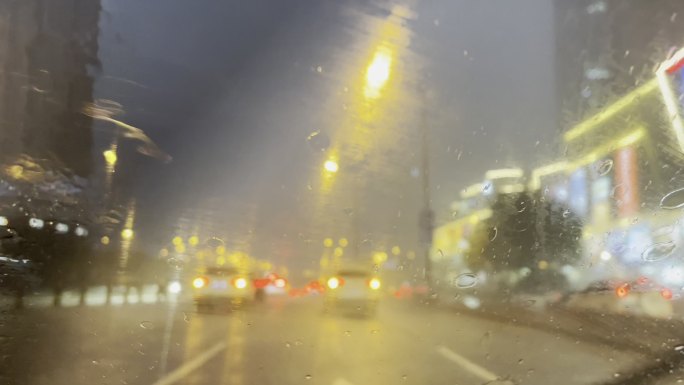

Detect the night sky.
xmin=93 ymin=0 xmax=558 ymax=268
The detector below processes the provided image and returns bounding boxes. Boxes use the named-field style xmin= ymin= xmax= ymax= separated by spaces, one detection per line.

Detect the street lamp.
xmin=324 ymin=159 xmax=339 ymax=173
xmin=103 ymin=149 xmax=117 ymax=167
xmin=121 ymin=228 xmax=134 ymax=240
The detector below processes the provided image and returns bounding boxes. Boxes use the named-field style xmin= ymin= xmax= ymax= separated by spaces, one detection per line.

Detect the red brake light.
xmin=616 ymin=283 xmax=630 ymax=298
xmin=661 ymin=288 xmax=673 ymax=300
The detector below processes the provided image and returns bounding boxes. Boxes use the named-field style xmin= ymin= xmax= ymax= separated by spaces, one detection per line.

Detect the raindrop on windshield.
xmin=454 ymin=273 xmax=478 ymax=288
xmin=139 ymin=321 xmax=154 ymax=329
xmin=562 ymin=209 xmax=570 ymax=218
xmin=596 ymin=159 xmax=613 ymax=176
xmin=641 ymin=241 xmax=676 ymax=262
xmin=306 ymin=131 xmax=330 ymax=152
xmin=489 ymin=227 xmax=498 ymax=241
xmin=304 ymin=374 xmax=312 ymax=380
xmin=344 ymin=330 xmax=351 ymax=336
xmin=660 ymin=188 xmax=684 ymax=209
xmin=674 ymin=344 xmax=684 ymax=354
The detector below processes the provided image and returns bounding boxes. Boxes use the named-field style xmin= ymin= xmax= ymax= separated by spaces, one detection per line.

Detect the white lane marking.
xmin=436 ymin=345 xmax=498 ymax=382
xmin=332 ymin=378 xmax=355 ymax=385
xmin=151 ymin=342 xmax=227 ymax=385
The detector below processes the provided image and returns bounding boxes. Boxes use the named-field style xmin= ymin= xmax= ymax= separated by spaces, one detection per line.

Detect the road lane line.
xmin=436 ymin=346 xmax=498 ymax=382
xmin=152 ymin=342 xmax=227 ymax=385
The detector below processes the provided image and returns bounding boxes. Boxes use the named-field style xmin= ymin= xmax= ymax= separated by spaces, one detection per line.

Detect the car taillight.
xmin=193 ymin=276 xmax=209 ymax=289
xmin=233 ymin=277 xmax=248 ymax=289
xmin=368 ymin=278 xmax=381 ymax=290
xmin=327 ymin=277 xmax=344 ymax=289
xmin=616 ymin=283 xmax=630 ymax=298
xmin=661 ymin=288 xmax=673 ymax=300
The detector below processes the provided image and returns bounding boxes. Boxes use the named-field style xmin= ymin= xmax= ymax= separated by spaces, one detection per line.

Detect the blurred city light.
xmin=369 ymin=278 xmax=381 ymax=290
xmin=0 ymin=216 xmax=7 ymax=226
xmin=103 ymin=149 xmax=118 ymax=166
xmin=55 ymin=223 xmax=69 ymax=234
xmin=324 ymin=159 xmax=339 ymax=173
xmin=121 ymin=228 xmax=134 ymax=240
xmin=168 ymin=281 xmax=182 ymax=294
xmin=188 ymin=235 xmax=199 ymax=246
xmin=193 ymin=277 xmax=207 ymax=289
xmin=600 ymin=250 xmax=612 ymax=261
xmin=364 ymin=47 xmax=392 ymax=99
xmin=172 ymin=236 xmax=183 ymax=246
xmin=391 ymin=246 xmax=401 ymax=256
xmin=75 ymin=226 xmax=88 ymax=237
xmin=234 ymin=277 xmax=248 ymax=289
xmin=29 ymin=218 xmax=44 ymax=229
xmin=339 ymin=238 xmax=349 ymax=247
xmin=100 ymin=236 xmax=110 ymax=245
xmin=327 ymin=277 xmax=340 ymax=289
xmin=159 ymin=248 xmax=169 ymax=257
xmin=333 ymin=247 xmax=344 ymax=257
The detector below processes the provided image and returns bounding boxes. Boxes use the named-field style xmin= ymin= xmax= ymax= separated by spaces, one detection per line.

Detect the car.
xmin=191 ymin=266 xmax=255 ymax=311
xmin=323 ymin=268 xmax=382 ymax=316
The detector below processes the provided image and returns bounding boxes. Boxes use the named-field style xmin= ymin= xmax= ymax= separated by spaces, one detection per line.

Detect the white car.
xmin=191 ymin=266 xmax=255 ymax=311
xmin=324 ymin=268 xmax=382 ymax=316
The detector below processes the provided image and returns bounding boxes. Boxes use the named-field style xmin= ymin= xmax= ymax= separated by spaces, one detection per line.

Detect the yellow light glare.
xmin=484 ymin=168 xmax=524 ymax=180
xmin=192 ymin=277 xmax=206 ymax=289
xmin=339 ymin=238 xmax=349 ymax=247
xmin=324 ymin=160 xmax=339 ymax=173
xmin=323 ymin=238 xmax=334 ymax=248
xmin=100 ymin=236 xmax=110 ymax=245
xmin=103 ymin=149 xmax=118 ymax=166
xmin=568 ymin=128 xmax=645 ymax=170
xmin=364 ymin=48 xmax=392 ymax=99
xmin=216 ymin=245 xmax=226 ymax=255
xmin=121 ymin=228 xmax=134 ymax=240
xmin=172 ymin=236 xmax=183 ymax=246
xmin=530 ymin=161 xmax=568 ymax=190
xmin=234 ymin=277 xmax=248 ymax=289
xmin=656 ymin=68 xmax=684 ymax=153
xmin=188 ymin=235 xmax=199 ymax=246
xmin=174 ymin=243 xmax=186 ymax=254
xmin=563 ymin=79 xmax=658 ymax=142
xmin=333 ymin=247 xmax=344 ymax=258
xmin=460 ymin=183 xmax=483 ymax=199
xmin=391 ymin=246 xmax=401 ymax=256
xmin=159 ymin=248 xmax=169 ymax=257
xmin=369 ymin=278 xmax=381 ymax=290
xmin=327 ymin=277 xmax=340 ymax=289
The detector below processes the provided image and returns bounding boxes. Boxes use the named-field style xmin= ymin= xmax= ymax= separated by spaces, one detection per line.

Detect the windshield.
xmin=3 ymin=0 xmax=684 ymax=384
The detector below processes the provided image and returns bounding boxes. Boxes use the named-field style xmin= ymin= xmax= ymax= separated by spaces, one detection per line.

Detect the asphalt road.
xmin=0 ymin=295 xmax=646 ymax=385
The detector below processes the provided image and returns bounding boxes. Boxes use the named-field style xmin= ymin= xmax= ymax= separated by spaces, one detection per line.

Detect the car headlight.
xmin=327 ymin=277 xmax=340 ymax=289
xmin=234 ymin=277 xmax=248 ymax=289
xmin=193 ymin=277 xmax=208 ymax=289
xmin=168 ymin=281 xmax=182 ymax=294
xmin=369 ymin=278 xmax=381 ymax=290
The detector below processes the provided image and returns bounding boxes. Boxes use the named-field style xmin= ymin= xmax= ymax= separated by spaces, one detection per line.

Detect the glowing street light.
xmin=121 ymin=228 xmax=134 ymax=240
xmin=324 ymin=160 xmax=339 ymax=173
xmin=103 ymin=149 xmax=117 ymax=166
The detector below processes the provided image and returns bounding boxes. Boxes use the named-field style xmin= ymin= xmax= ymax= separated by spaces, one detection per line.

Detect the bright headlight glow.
xmin=168 ymin=281 xmax=182 ymax=294
xmin=29 ymin=218 xmax=44 ymax=229
xmin=193 ymin=277 xmax=207 ymax=289
xmin=0 ymin=216 xmax=7 ymax=226
xmin=369 ymin=278 xmax=381 ymax=290
xmin=600 ymin=250 xmax=612 ymax=261
xmin=234 ymin=277 xmax=248 ymax=289
xmin=327 ymin=277 xmax=340 ymax=289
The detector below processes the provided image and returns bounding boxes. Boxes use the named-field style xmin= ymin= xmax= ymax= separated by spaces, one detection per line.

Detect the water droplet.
xmin=344 ymin=330 xmax=352 ymax=336
xmin=92 ymin=360 xmax=100 ymax=365
xmin=139 ymin=321 xmax=154 ymax=329
xmin=489 ymin=227 xmax=498 ymax=241
xmin=518 ymin=359 xmax=524 ymax=365
xmin=674 ymin=344 xmax=684 ymax=353
xmin=306 ymin=131 xmax=330 ymax=152
xmin=562 ymin=209 xmax=570 ymax=218
xmin=597 ymin=159 xmax=613 ymax=176
xmin=343 ymin=208 xmax=354 ymax=216
xmin=371 ymin=329 xmax=379 ymax=334
xmin=672 ymin=12 xmax=678 ymax=22
xmin=183 ymin=312 xmax=190 ymax=323
xmin=294 ymin=340 xmax=303 ymax=346
xmin=401 ymin=374 xmax=408 ymax=380
xmin=522 ymin=299 xmax=536 ymax=307
xmin=305 ymin=374 xmax=312 ymax=380
xmin=613 ymin=373 xmax=621 ymax=378
xmin=642 ymin=241 xmax=676 ymax=262
xmin=316 ymin=66 xmax=323 ymax=73
xmin=454 ymin=273 xmax=478 ymax=288
xmin=285 ymin=342 xmax=292 ymax=348
xmin=437 ymin=249 xmax=444 ymax=257
xmin=661 ymin=188 xmax=684 ymax=209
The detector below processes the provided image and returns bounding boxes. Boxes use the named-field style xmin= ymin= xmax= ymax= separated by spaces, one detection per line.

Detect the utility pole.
xmin=419 ymin=103 xmax=434 ymax=296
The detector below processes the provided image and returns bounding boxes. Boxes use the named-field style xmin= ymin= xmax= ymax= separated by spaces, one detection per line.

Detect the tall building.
xmin=555 ymin=0 xmax=684 ymax=130
xmin=0 ymin=0 xmax=101 ymax=179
